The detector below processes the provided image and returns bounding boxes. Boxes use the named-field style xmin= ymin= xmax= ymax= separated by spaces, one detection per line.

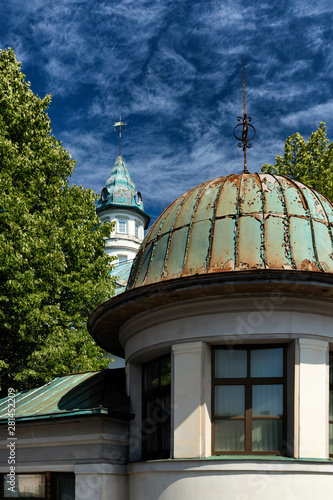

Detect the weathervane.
xmin=233 ymin=57 xmax=256 ymax=173
xmin=114 ymin=115 xmax=127 ymax=156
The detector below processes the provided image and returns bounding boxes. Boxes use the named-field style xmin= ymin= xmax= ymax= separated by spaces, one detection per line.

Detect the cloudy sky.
xmin=1 ymin=0 xmax=333 ymax=221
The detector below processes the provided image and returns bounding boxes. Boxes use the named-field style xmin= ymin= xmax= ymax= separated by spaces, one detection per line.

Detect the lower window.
xmin=212 ymin=345 xmax=286 ymax=455
xmin=142 ymin=355 xmax=171 ymax=459
xmin=1 ymin=473 xmax=75 ymax=500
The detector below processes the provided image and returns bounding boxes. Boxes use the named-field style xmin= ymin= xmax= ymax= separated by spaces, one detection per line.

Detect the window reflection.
xmin=4 ymin=474 xmax=45 ymax=498
xmin=213 ymin=346 xmax=285 ymax=455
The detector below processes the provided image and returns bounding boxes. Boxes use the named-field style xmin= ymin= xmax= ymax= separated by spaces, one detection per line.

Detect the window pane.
xmin=252 ymin=419 xmax=283 ymax=451
xmin=144 ymin=361 xmax=159 ymax=390
xmin=160 ymin=357 xmax=171 ymax=386
xmin=251 ymin=348 xmax=283 ymax=378
xmin=4 ymin=474 xmax=45 ymax=498
xmin=145 ymin=427 xmax=158 ymax=453
xmin=252 ymin=385 xmax=283 ymax=416
xmin=251 ymin=348 xmax=283 ymax=377
xmin=144 ymin=400 xmax=158 ymax=452
xmin=162 ymin=423 xmax=171 ymax=450
xmin=330 ymin=354 xmax=333 ymax=384
xmin=153 ymin=395 xmax=171 ymax=424
xmin=214 ymin=420 xmax=245 ymax=451
xmin=118 ymin=219 xmax=127 ymax=233
xmin=330 ymin=423 xmax=333 ymax=456
xmin=215 ymin=385 xmax=245 ymax=416
xmin=330 ymin=390 xmax=333 ymax=420
xmin=215 ymin=350 xmax=247 ymax=378
xmin=55 ymin=473 xmax=75 ymax=500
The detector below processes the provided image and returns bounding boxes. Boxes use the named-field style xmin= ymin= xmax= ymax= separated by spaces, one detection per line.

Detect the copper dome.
xmin=127 ymin=173 xmax=333 ymax=290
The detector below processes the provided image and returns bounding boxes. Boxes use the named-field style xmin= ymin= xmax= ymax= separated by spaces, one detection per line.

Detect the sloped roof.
xmin=110 ymin=259 xmax=134 ymax=295
xmin=0 ymin=369 xmax=129 ymax=423
xmin=97 ymin=155 xmax=150 ymax=228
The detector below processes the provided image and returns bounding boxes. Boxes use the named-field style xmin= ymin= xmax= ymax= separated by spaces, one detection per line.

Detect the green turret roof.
xmin=97 ymin=155 xmax=150 ymax=228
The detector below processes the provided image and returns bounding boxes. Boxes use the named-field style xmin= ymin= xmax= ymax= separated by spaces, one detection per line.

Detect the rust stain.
xmin=127 ymin=173 xmax=333 ymax=290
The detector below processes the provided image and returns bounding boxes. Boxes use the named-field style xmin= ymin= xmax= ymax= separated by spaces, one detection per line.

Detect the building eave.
xmin=88 ymin=269 xmax=333 ymax=357
xmin=97 ymin=202 xmax=151 ymax=229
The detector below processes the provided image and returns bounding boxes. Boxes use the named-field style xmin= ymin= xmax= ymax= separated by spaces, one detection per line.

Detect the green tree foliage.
xmin=0 ymin=48 xmax=115 ymax=396
xmin=262 ymin=122 xmax=333 ymax=201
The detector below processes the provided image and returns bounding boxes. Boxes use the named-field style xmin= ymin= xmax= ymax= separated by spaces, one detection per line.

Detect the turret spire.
xmin=114 ymin=115 xmax=127 ymax=156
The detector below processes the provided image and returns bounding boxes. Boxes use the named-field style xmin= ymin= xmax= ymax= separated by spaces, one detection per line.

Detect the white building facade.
xmin=88 ymin=172 xmax=333 ymax=499
xmin=1 ymin=172 xmax=333 ymax=500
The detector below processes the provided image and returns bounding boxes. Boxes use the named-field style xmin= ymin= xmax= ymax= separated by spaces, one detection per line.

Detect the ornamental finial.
xmin=233 ymin=57 xmax=256 ymax=173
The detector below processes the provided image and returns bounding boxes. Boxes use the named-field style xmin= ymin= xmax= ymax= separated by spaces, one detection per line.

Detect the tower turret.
xmin=97 ymin=153 xmax=150 ymax=294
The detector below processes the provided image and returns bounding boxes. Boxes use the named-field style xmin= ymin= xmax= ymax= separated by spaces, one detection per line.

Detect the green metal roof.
xmin=97 ymin=155 xmax=150 ymax=228
xmin=0 ymin=369 xmax=129 ymax=423
xmin=111 ymin=259 xmax=134 ymax=295
xmin=127 ymin=173 xmax=333 ymax=290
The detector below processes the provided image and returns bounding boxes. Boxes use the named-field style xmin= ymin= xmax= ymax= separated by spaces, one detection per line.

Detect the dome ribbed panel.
xmin=126 ymin=173 xmax=333 ymax=290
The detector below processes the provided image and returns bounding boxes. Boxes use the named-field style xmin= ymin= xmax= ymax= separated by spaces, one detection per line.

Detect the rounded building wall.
xmin=88 ymin=169 xmax=333 ymax=498
xmin=120 ymin=294 xmax=333 ymax=362
xmin=99 ymin=207 xmax=147 ymax=264
xmin=123 ymin=292 xmax=332 ymax=465
xmin=128 ymin=460 xmax=333 ymax=500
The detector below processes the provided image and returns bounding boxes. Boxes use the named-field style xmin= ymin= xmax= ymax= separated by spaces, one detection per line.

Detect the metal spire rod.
xmin=233 ymin=57 xmax=256 ymax=173
xmin=243 ymin=56 xmax=246 ymax=117
xmin=114 ymin=115 xmax=127 ymax=156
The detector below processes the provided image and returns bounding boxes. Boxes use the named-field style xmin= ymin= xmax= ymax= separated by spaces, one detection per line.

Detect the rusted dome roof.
xmin=127 ymin=173 xmax=333 ymax=290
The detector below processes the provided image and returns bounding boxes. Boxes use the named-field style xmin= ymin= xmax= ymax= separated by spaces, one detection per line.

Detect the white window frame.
xmin=118 ymin=255 xmax=128 ymax=264
xmin=118 ymin=218 xmax=128 ymax=234
xmin=135 ymin=222 xmax=140 ymax=238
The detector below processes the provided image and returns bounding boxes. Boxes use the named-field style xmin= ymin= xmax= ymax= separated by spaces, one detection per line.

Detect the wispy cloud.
xmin=1 ymin=0 xmax=333 ymax=220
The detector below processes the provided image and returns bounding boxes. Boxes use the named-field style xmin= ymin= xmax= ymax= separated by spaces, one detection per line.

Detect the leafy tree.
xmin=0 ymin=48 xmax=115 ymax=396
xmin=262 ymin=122 xmax=333 ymax=201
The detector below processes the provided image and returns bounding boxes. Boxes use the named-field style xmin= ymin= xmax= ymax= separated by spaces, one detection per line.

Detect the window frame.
xmin=1 ymin=472 xmax=75 ymax=500
xmin=135 ymin=222 xmax=140 ymax=239
xmin=212 ymin=344 xmax=287 ymax=456
xmin=118 ymin=255 xmax=128 ymax=264
xmin=117 ymin=218 xmax=128 ymax=234
xmin=142 ymin=354 xmax=171 ymax=460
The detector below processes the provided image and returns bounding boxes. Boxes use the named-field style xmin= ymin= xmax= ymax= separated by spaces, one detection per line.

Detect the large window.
xmin=213 ymin=345 xmax=286 ymax=455
xmin=142 ymin=355 xmax=171 ymax=459
xmin=329 ymin=352 xmax=333 ymax=458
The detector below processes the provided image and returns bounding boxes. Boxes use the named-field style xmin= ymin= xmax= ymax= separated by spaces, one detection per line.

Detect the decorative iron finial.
xmin=114 ymin=115 xmax=127 ymax=156
xmin=233 ymin=57 xmax=256 ymax=173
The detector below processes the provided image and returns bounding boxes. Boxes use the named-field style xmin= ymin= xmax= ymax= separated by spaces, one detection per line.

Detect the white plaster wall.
xmin=120 ymin=295 xmax=333 ymax=362
xmin=128 ymin=460 xmax=333 ymax=500
xmin=0 ymin=417 xmax=129 ymax=472
xmin=298 ymin=338 xmax=329 ymax=458
xmin=172 ymin=343 xmax=203 ymax=458
xmin=105 ymin=246 xmax=138 ymax=264
xmin=75 ymin=464 xmax=127 ymax=500
xmin=120 ymin=293 xmax=333 ymax=462
xmin=98 ymin=206 xmax=146 ymax=264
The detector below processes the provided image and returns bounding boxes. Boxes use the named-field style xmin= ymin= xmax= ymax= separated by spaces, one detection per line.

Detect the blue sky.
xmin=1 ymin=0 xmax=333 ymax=222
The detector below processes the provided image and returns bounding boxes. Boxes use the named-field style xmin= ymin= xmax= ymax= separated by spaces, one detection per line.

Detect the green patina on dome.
xmin=97 ymin=155 xmax=150 ymax=227
xmin=127 ymin=173 xmax=333 ymax=290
